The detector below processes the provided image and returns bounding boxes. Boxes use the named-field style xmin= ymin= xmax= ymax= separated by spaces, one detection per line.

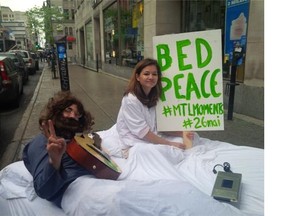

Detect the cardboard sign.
xmin=153 ymin=30 xmax=224 ymax=131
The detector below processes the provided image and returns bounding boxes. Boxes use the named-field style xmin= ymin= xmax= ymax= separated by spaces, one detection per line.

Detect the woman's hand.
xmin=42 ymin=120 xmax=66 ymax=170
xmin=184 ymin=131 xmax=195 ymax=140
xmin=168 ymin=132 xmax=195 ymax=150
xmin=182 ymin=131 xmax=194 ymax=149
xmin=168 ymin=141 xmax=186 ymax=150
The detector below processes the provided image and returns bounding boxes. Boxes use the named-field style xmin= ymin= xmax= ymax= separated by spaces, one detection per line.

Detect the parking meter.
xmin=232 ymin=46 xmax=244 ymax=66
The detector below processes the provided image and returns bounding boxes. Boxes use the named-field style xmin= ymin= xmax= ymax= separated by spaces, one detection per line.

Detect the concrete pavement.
xmin=0 ymin=64 xmax=264 ymax=169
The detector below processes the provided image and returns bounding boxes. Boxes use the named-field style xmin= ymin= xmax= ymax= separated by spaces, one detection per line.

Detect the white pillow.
xmin=0 ymin=161 xmax=36 ymax=200
xmin=96 ymin=124 xmax=123 ymax=158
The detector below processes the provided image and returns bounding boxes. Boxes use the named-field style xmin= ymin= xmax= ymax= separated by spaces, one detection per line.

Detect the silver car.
xmin=9 ymin=50 xmax=37 ymax=75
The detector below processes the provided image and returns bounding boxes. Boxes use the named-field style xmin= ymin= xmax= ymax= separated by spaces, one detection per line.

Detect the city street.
xmin=0 ymin=62 xmax=44 ymax=159
xmin=0 ymin=62 xmax=264 ymax=168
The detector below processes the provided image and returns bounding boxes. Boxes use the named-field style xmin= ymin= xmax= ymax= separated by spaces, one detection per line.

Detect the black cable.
xmin=213 ymin=162 xmax=232 ymax=174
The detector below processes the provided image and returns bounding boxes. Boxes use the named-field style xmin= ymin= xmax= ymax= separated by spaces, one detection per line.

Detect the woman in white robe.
xmin=115 ymin=58 xmax=194 ymax=160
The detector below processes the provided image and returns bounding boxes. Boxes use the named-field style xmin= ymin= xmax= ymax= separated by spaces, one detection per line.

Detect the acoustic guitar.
xmin=66 ymin=134 xmax=121 ymax=180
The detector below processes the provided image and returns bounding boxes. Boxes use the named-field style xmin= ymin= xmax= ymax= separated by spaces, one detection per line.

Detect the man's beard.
xmin=54 ymin=116 xmax=85 ymax=140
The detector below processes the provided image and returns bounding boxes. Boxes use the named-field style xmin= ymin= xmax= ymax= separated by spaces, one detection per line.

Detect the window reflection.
xmin=103 ymin=0 xmax=144 ymax=67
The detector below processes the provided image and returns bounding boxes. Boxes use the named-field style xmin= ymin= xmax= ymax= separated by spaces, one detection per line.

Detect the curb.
xmin=229 ymin=112 xmax=264 ymax=127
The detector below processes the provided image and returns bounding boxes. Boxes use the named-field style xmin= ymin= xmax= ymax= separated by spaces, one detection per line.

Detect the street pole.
xmin=117 ymin=0 xmax=122 ymax=65
xmin=227 ymin=46 xmax=243 ymax=120
xmin=227 ymin=64 xmax=238 ymax=120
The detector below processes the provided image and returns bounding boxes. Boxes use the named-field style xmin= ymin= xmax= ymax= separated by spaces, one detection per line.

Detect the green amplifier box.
xmin=211 ymin=171 xmax=242 ymax=202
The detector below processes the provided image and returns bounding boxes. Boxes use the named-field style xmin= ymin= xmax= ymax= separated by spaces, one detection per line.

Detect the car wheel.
xmin=30 ymin=68 xmax=36 ymax=75
xmin=29 ymin=69 xmax=35 ymax=75
xmin=11 ymin=86 xmax=20 ymax=108
xmin=13 ymin=97 xmax=20 ymax=108
xmin=20 ymin=82 xmax=24 ymax=95
xmin=24 ymin=71 xmax=29 ymax=84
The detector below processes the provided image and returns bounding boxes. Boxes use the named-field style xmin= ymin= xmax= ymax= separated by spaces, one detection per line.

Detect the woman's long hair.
xmin=124 ymin=58 xmax=162 ymax=108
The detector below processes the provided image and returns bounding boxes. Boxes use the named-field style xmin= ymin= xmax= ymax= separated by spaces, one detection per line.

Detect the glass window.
xmin=63 ymin=9 xmax=69 ymax=20
xmin=69 ymin=27 xmax=73 ymax=36
xmin=65 ymin=27 xmax=68 ymax=35
xmin=71 ymin=9 xmax=75 ymax=20
xmin=68 ymin=42 xmax=73 ymax=50
xmin=103 ymin=0 xmax=144 ymax=67
xmin=103 ymin=2 xmax=118 ymax=64
xmin=182 ymin=0 xmax=228 ymax=78
xmin=85 ymin=22 xmax=93 ymax=62
xmin=182 ymin=0 xmax=225 ymax=33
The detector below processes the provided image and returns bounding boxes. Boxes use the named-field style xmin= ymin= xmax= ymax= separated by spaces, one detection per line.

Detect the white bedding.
xmin=0 ymin=125 xmax=264 ymax=216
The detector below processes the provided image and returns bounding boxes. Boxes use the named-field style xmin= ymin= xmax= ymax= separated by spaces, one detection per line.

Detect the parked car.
xmin=31 ymin=52 xmax=40 ymax=71
xmin=9 ymin=50 xmax=37 ymax=75
xmin=0 ymin=52 xmax=29 ymax=84
xmin=0 ymin=56 xmax=23 ymax=108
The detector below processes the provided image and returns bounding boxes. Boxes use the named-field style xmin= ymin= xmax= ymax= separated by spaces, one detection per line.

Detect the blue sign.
xmin=224 ymin=0 xmax=250 ymax=64
xmin=57 ymin=43 xmax=66 ymax=59
xmin=56 ymin=42 xmax=70 ymax=91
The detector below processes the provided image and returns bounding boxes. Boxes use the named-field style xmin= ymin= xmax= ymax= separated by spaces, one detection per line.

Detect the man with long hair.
xmin=23 ymin=91 xmax=94 ymax=208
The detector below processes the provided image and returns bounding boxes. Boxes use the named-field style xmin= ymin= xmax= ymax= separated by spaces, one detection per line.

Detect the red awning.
xmin=66 ymin=36 xmax=76 ymax=42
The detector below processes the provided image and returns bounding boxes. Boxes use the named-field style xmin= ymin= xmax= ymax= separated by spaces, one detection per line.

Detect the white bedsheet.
xmin=63 ymin=176 xmax=245 ymax=216
xmin=0 ymin=125 xmax=264 ymax=216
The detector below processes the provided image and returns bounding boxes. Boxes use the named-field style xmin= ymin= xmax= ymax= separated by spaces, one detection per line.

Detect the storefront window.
xmin=104 ymin=2 xmax=117 ymax=64
xmin=103 ymin=0 xmax=144 ymax=67
xmin=85 ymin=21 xmax=93 ymax=62
xmin=182 ymin=0 xmax=225 ymax=33
xmin=182 ymin=0 xmax=228 ymax=78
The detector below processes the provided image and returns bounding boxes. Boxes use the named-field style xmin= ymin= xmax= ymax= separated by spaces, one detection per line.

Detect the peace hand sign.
xmin=42 ymin=120 xmax=67 ymax=170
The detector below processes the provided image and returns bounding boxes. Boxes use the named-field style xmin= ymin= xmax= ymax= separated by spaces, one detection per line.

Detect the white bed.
xmin=0 ymin=125 xmax=264 ymax=216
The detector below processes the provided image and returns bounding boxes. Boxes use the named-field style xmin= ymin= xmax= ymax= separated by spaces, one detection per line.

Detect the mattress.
xmin=0 ymin=125 xmax=264 ymax=216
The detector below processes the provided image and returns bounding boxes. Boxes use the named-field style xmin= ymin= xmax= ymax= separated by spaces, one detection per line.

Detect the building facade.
xmin=1 ymin=21 xmax=28 ymax=50
xmin=0 ymin=6 xmax=15 ymax=22
xmin=0 ymin=6 xmax=16 ymax=51
xmin=48 ymin=0 xmax=77 ymax=62
xmin=0 ymin=6 xmax=33 ymax=51
xmin=73 ymin=0 xmax=263 ymax=120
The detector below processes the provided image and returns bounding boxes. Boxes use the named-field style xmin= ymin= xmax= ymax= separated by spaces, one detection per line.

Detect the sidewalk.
xmin=0 ymin=64 xmax=264 ymax=169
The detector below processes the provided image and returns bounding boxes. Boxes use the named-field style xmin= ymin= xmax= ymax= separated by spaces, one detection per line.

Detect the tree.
xmin=25 ymin=5 xmax=64 ymax=47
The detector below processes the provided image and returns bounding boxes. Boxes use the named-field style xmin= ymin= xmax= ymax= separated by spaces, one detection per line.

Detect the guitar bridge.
xmin=88 ymin=132 xmax=102 ymax=150
xmin=87 ymin=143 xmax=111 ymax=161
